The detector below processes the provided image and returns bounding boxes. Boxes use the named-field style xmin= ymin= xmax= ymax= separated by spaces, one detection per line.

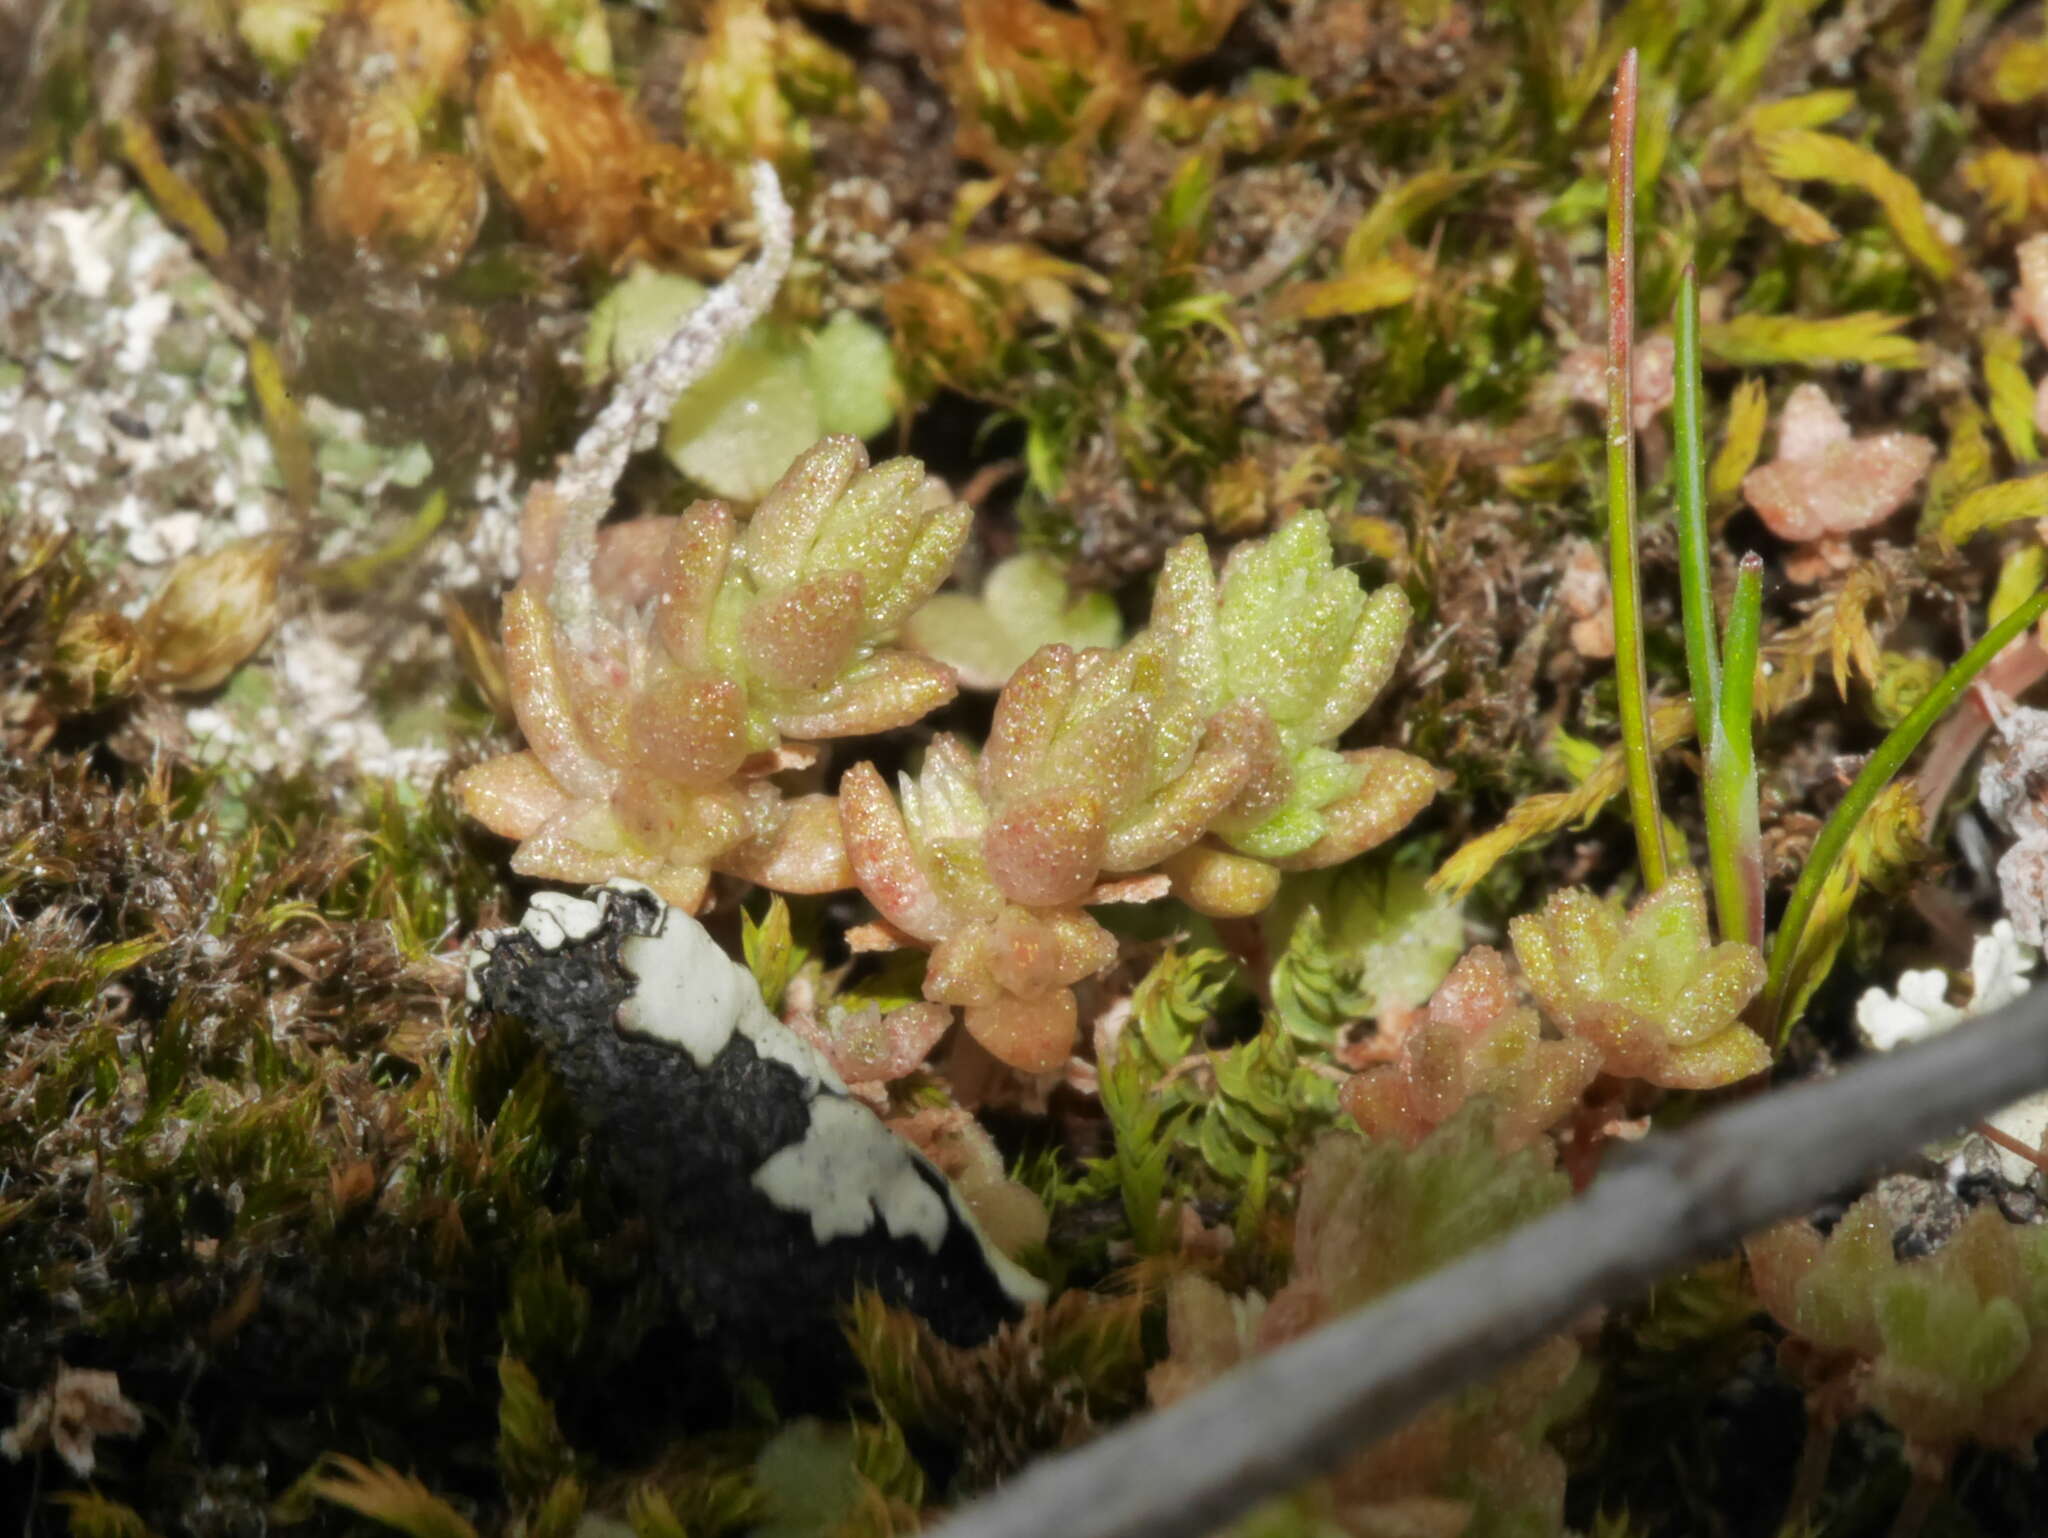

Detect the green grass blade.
xmin=1707 ymin=554 xmax=1764 ymax=950
xmin=1672 ymin=265 xmax=1719 ymax=751
xmin=1764 ymin=584 xmax=2048 ymax=1043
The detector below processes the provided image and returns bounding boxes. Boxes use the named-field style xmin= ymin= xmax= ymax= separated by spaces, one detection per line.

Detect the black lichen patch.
xmin=468 ymin=885 xmax=1036 ymax=1355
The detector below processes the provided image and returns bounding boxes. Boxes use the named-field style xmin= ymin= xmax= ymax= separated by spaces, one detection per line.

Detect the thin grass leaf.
xmin=1707 ymin=556 xmax=1765 ymax=950
xmin=1671 ymin=265 xmax=1719 ymax=752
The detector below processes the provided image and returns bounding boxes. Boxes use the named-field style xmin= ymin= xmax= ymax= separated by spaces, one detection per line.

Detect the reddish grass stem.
xmin=1605 ymin=49 xmax=1666 ymax=890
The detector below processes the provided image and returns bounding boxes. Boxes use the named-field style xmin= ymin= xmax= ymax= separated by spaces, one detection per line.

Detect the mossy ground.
xmin=8 ymin=2 xmax=2048 ymax=1535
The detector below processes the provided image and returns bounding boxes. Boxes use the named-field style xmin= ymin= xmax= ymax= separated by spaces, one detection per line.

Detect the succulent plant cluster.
xmin=1344 ymin=872 xmax=1769 ymax=1174
xmin=464 ymin=360 xmax=1438 ymax=1071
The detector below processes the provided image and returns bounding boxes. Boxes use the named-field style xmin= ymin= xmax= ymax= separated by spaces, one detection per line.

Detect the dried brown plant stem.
xmin=922 ymin=976 xmax=2048 ymax=1538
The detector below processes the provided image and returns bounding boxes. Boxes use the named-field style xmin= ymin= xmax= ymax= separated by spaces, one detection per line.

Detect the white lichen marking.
xmin=524 ymin=889 xmax=605 ymax=949
xmin=616 ymin=914 xmax=759 ymax=1070
xmin=752 ymin=1096 xmax=951 ymax=1251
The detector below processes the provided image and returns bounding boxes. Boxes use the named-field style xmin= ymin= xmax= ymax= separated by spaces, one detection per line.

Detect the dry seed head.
xmin=141 ymin=536 xmax=289 ymax=692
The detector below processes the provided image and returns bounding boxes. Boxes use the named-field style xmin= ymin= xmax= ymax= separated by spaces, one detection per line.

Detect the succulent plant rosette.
xmin=455 ymin=436 xmax=968 ymax=912
xmin=841 ymin=513 xmax=1441 ymax=1073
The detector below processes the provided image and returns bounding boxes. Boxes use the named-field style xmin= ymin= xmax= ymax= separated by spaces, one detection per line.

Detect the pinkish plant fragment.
xmin=786 ymin=990 xmax=954 ymax=1108
xmin=1558 ymin=330 xmax=1676 ymax=431
xmin=840 ymin=512 xmax=1437 ymax=1073
xmin=2017 ymin=233 xmax=2048 ymax=348
xmin=1342 ymin=946 xmax=1600 ymax=1154
xmin=1509 ymin=870 xmax=1770 ymax=1090
xmin=1741 ymin=383 xmax=1934 ymax=581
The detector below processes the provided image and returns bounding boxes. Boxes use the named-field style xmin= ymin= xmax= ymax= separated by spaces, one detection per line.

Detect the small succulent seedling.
xmin=1510 ymin=870 xmax=1770 ymax=1091
xmin=841 ymin=512 xmax=1438 ymax=1072
xmin=458 ymin=435 xmax=967 ymax=909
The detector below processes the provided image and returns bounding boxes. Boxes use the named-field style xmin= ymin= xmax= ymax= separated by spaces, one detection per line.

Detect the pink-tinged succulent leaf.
xmin=1146 ymin=539 xmax=1224 ymax=707
xmin=801 ymin=452 xmax=920 ymax=559
xmin=868 ymin=488 xmax=972 ymax=634
xmin=561 ymin=641 xmax=639 ymax=765
xmin=802 ymin=455 xmax=932 ymax=592
xmin=840 ymin=761 xmax=955 ymax=942
xmin=964 ymin=990 xmax=1078 ymax=1073
xmin=924 ymin=929 xmax=1002 ymax=1006
xmin=1655 ymin=1026 xmax=1774 ymax=1091
xmin=985 ymin=905 xmax=1118 ymax=999
xmin=587 ymin=515 xmax=680 ymax=609
xmin=612 ymin=776 xmax=749 ymax=865
xmin=1307 ymin=584 xmax=1412 ymax=744
xmin=744 ymin=435 xmax=866 ymax=593
xmin=983 ymin=644 xmax=1082 ymax=803
xmin=1158 ymin=842 xmax=1282 ymax=918
xmin=652 ymin=501 xmax=736 ymax=668
xmin=455 ymin=751 xmax=567 ymax=840
xmin=1270 ymin=749 xmax=1442 ymax=871
xmin=1038 ymin=686 xmax=1156 ymax=816
xmin=1206 ymin=700 xmax=1291 ymax=824
xmin=1429 ymin=945 xmax=1517 ymax=1035
xmin=1665 ymin=943 xmax=1771 ymax=1046
xmin=768 ymin=650 xmax=958 ymax=740
xmin=515 ymin=482 xmax=569 ymax=591
xmin=628 ymin=671 xmax=749 ymax=786
xmin=820 ymin=1000 xmax=955 ymax=1085
xmin=741 ymin=570 xmax=867 ymax=692
xmin=985 ymin=788 xmax=1110 ymax=906
xmin=512 ymin=799 xmax=634 ymax=883
xmin=502 ymin=587 xmax=616 ymax=798
xmin=1342 ymin=942 xmax=1599 ymax=1153
xmin=719 ymin=791 xmax=854 ymax=893
xmin=900 ymin=734 xmax=989 ymax=844
xmin=1101 ymin=714 xmax=1257 ymax=871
